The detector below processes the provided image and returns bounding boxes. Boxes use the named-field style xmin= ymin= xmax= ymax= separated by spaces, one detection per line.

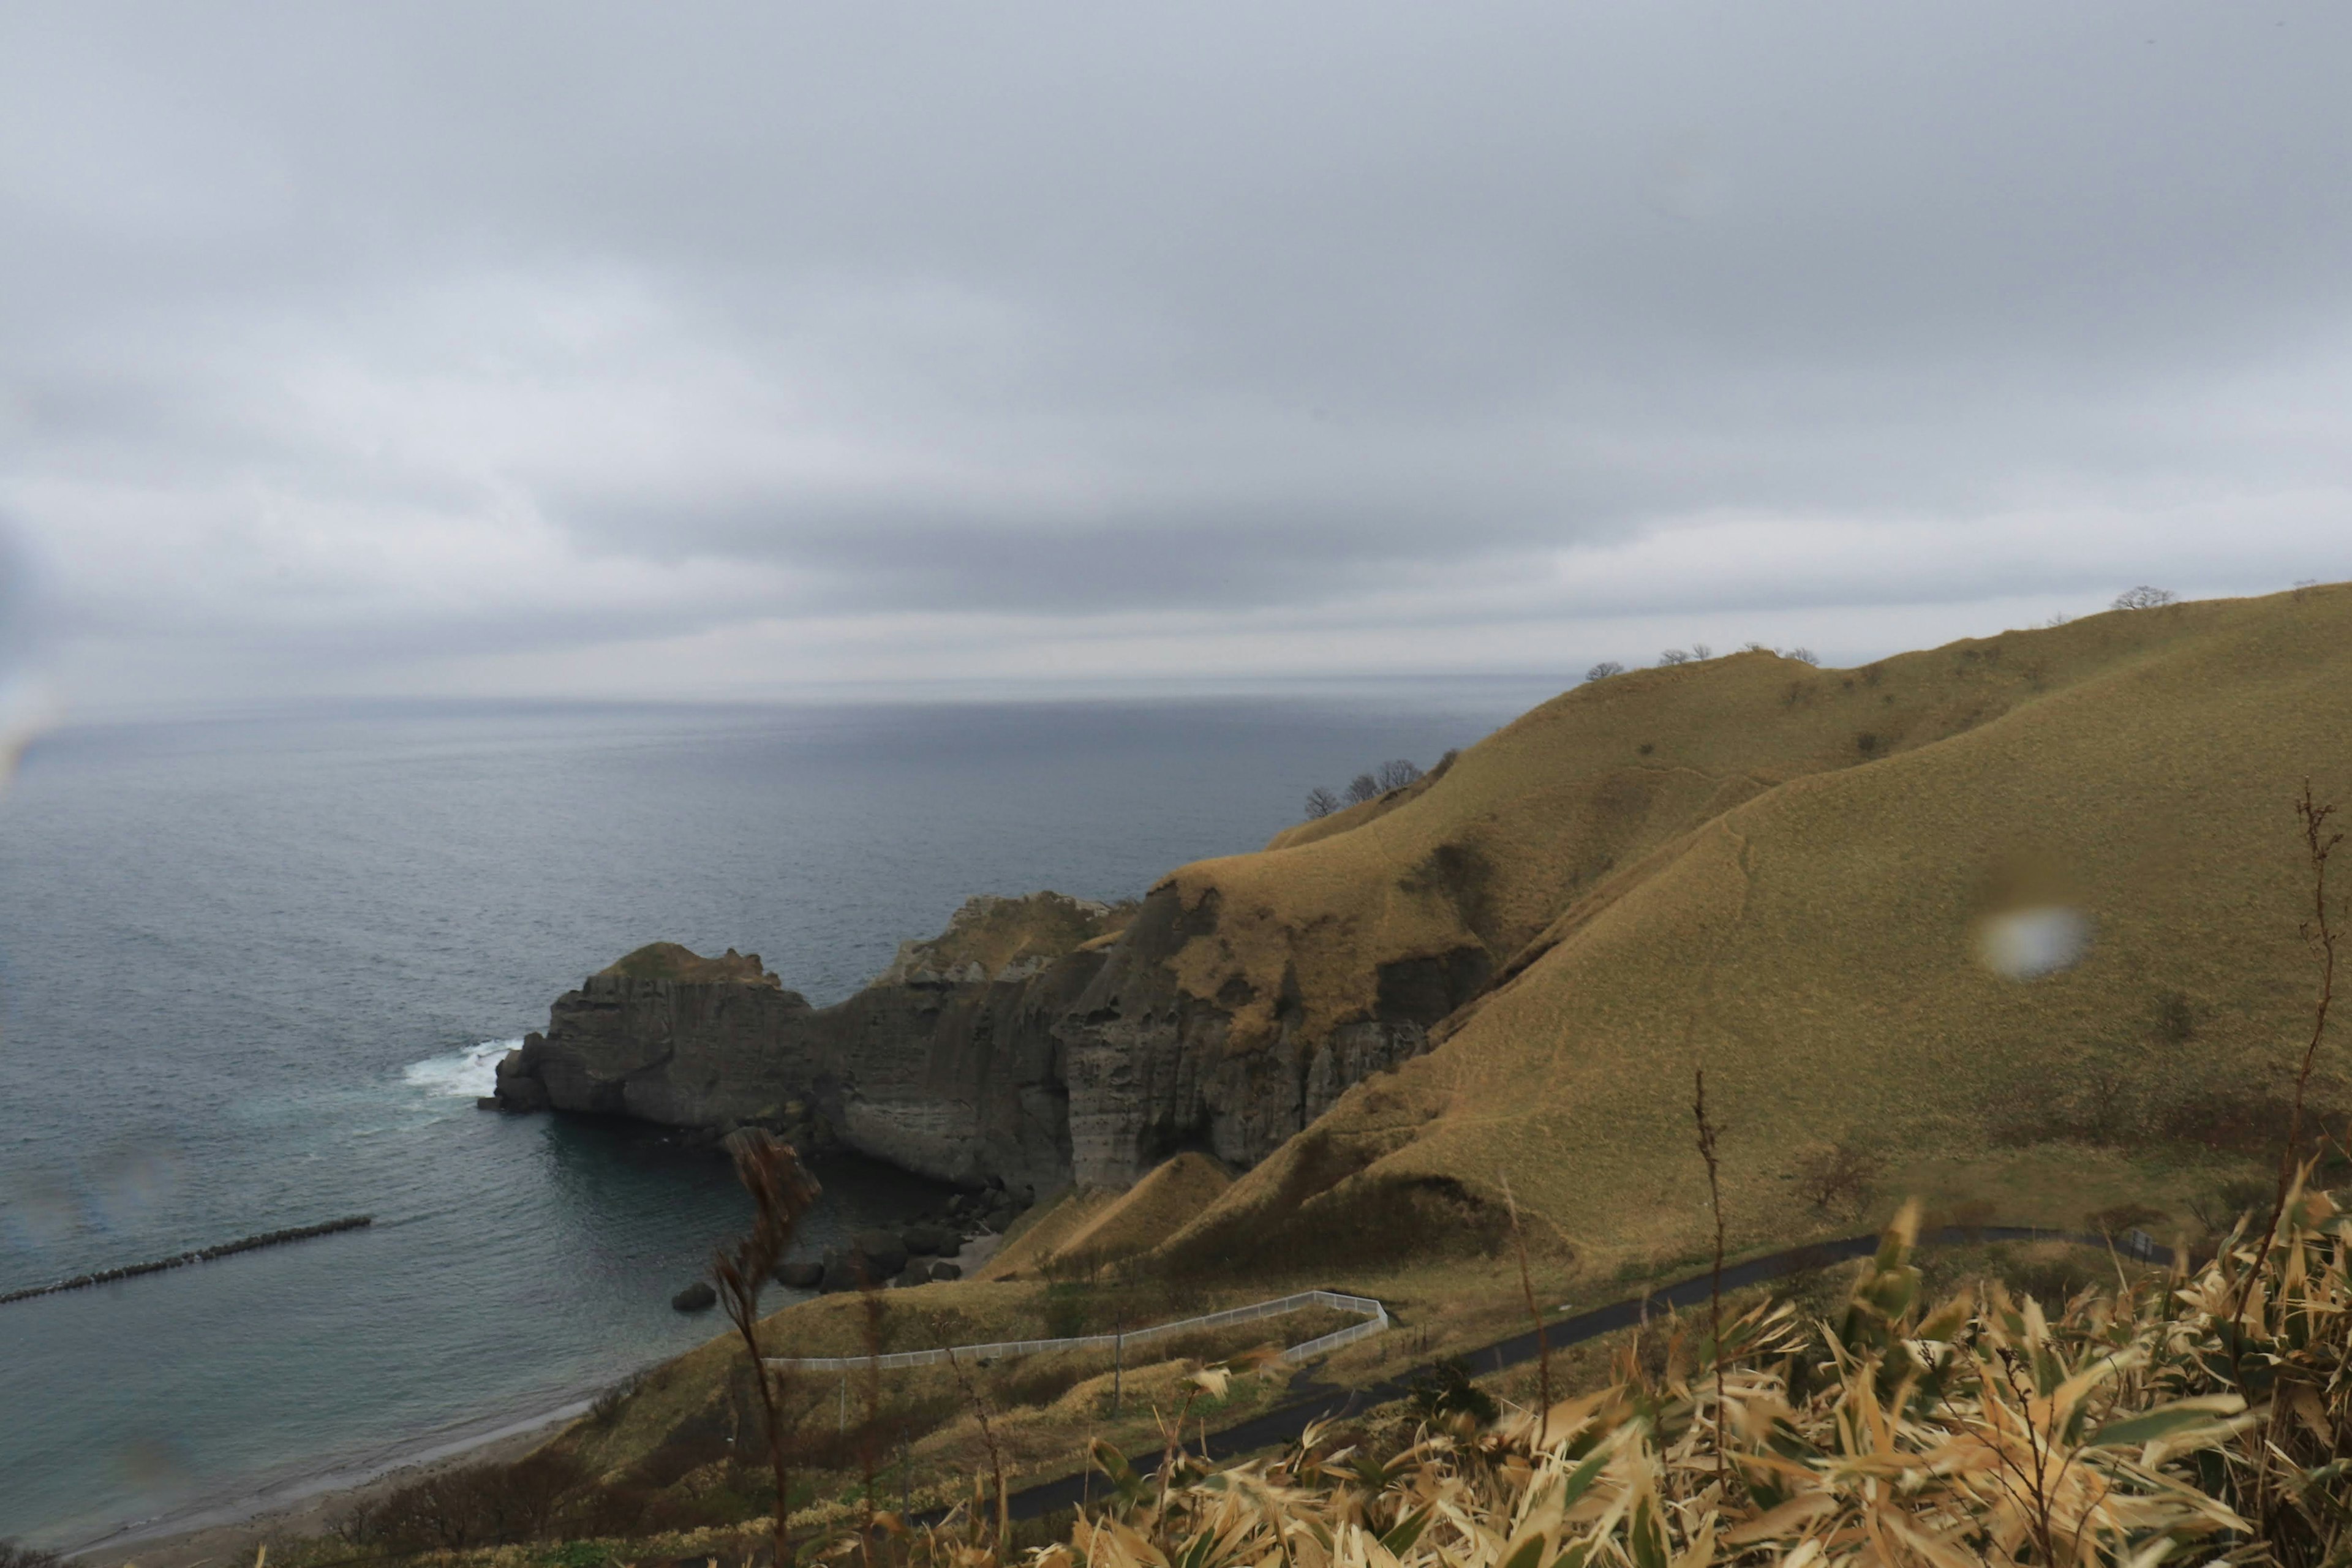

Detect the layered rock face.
xmin=496 ymin=888 xmax=1464 ymax=1191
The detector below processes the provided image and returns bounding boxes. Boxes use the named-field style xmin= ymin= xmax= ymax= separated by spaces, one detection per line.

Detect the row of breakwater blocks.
xmin=0 ymin=1215 xmax=374 ymax=1306
xmin=764 ymin=1289 xmax=1389 ymax=1373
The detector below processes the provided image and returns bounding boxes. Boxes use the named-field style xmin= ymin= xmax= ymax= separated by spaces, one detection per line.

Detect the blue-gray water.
xmin=0 ymin=688 xmax=1550 ymax=1547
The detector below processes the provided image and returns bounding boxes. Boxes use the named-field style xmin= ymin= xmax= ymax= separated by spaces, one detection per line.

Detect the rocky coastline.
xmin=491 ymin=888 xmax=1469 ymax=1194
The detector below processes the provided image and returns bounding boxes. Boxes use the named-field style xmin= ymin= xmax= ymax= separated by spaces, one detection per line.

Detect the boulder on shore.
xmin=818 ymin=1231 xmax=910 ymax=1292
xmin=902 ymin=1224 xmax=957 ymax=1256
xmin=774 ymin=1260 xmax=824 ymax=1290
xmin=671 ymin=1281 xmax=718 ymax=1312
xmin=851 ymin=1230 xmax=909 ymax=1279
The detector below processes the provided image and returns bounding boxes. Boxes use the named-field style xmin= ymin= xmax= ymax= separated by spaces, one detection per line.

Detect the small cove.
xmin=0 ymin=689 xmax=1547 ymax=1545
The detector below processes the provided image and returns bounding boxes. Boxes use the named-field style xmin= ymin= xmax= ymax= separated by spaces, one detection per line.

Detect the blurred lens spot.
xmin=1 ymin=1172 xmax=79 ymax=1251
xmin=118 ymin=1434 xmax=192 ymax=1488
xmin=87 ymin=1140 xmax=184 ymax=1227
xmin=1977 ymin=905 xmax=2091 ymax=980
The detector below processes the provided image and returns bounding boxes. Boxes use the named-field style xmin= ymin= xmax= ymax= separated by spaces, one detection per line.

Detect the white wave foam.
xmin=402 ymin=1039 xmax=521 ymax=1099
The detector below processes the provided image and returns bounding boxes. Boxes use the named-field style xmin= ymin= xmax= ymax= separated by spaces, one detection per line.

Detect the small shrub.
xmin=1793 ymin=1142 xmax=1882 ymax=1216
xmin=1782 ymin=646 xmax=1819 ymax=665
xmin=988 ymin=1353 xmax=1095 ymax=1411
xmin=1997 ymin=1248 xmax=2106 ymax=1312
xmin=1854 ymin=731 xmax=1880 ymax=757
xmin=1584 ymin=660 xmax=1625 ymax=682
xmin=2112 ymin=585 xmax=2177 ymax=610
xmin=2154 ymin=989 xmax=2196 ymax=1042
xmin=1689 ymin=643 xmax=1713 ymax=659
xmin=1407 ymin=1357 xmax=1498 ymax=1428
xmin=0 ymin=1543 xmax=61 ymax=1568
xmin=2087 ymin=1201 xmax=2165 ymax=1237
xmin=1303 ymin=786 xmax=1341 ymax=819
xmin=2187 ymin=1176 xmax=2277 ymax=1235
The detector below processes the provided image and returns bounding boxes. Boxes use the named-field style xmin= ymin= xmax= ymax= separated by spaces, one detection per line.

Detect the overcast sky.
xmin=3 ymin=1 xmax=2349 ymax=715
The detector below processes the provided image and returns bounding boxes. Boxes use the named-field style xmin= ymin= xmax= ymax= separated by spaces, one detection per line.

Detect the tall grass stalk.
xmin=710 ymin=1131 xmax=822 ymax=1568
xmin=1690 ymin=1065 xmax=1727 ymax=1496
xmin=944 ymin=1347 xmax=1009 ymax=1550
xmin=1498 ymin=1174 xmax=1549 ymax=1447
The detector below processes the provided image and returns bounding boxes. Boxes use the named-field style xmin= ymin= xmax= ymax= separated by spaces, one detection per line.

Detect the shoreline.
xmin=66 ymin=1393 xmax=594 ymax=1567
xmin=67 ymin=1233 xmax=1005 ymax=1566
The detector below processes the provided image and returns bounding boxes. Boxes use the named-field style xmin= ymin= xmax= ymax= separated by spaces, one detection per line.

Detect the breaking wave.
xmin=402 ymin=1039 xmax=521 ymax=1099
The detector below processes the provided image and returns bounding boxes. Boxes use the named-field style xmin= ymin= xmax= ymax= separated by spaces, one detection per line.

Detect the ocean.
xmin=0 ymin=688 xmax=1550 ymax=1548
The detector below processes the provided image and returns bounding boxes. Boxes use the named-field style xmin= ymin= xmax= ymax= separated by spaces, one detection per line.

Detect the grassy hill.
xmin=273 ymin=585 xmax=2352 ymax=1559
xmin=1150 ymin=584 xmax=2351 ymax=1280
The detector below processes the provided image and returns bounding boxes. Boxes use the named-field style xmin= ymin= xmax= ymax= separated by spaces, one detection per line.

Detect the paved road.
xmin=968 ymin=1223 xmax=2162 ymax=1522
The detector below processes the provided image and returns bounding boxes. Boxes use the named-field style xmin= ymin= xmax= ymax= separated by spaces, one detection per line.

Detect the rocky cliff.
xmin=494 ymin=886 xmax=1457 ymax=1191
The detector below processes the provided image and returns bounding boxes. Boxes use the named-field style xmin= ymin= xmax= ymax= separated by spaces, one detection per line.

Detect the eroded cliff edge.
xmin=493 ymin=886 xmax=1464 ymax=1192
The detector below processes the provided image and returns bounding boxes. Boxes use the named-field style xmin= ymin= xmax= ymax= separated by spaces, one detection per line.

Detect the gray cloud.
xmin=4 ymin=0 xmax=2351 ymax=710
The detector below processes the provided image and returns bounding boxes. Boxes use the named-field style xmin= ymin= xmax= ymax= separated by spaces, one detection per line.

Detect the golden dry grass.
xmin=1014 ymin=1154 xmax=1234 ymax=1276
xmin=982 ymin=1188 xmax=1120 ymax=1279
xmin=880 ymin=893 xmax=1130 ymax=984
xmin=598 ymin=942 xmax=780 ymax=985
xmin=1148 ymin=584 xmax=2352 ymax=1281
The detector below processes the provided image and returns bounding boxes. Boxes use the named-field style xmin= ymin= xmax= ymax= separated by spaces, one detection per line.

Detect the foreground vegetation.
xmin=230 ymin=1182 xmax=2350 ymax=1568
xmin=995 ymin=1188 xmax=2350 ymax=1568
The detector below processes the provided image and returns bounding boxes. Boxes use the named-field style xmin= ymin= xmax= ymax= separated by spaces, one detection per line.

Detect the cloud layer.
xmin=5 ymin=1 xmax=2350 ymax=710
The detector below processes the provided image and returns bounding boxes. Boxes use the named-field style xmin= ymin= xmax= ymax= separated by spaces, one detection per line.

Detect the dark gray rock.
xmin=491 ymin=1048 xmax=552 ymax=1112
xmin=851 ymin=1230 xmax=908 ymax=1280
xmin=774 ymin=1260 xmax=824 ymax=1289
xmin=902 ymin=1224 xmax=957 ymax=1257
xmin=670 ymin=1281 xmax=717 ymax=1311
xmin=927 ymin=1261 xmax=963 ymax=1282
xmin=818 ymin=1238 xmax=907 ymax=1292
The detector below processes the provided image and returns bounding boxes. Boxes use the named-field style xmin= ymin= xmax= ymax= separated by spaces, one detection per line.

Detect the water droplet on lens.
xmin=1976 ymin=906 xmax=2091 ymax=981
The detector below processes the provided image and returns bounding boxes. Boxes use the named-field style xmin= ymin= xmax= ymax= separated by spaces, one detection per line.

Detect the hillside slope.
xmin=1149 ymin=586 xmax=2351 ymax=1276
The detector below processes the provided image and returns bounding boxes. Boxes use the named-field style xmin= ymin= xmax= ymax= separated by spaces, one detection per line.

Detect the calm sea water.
xmin=0 ymin=689 xmax=1548 ymax=1548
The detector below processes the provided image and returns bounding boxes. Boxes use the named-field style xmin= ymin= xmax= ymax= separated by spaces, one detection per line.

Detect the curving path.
xmin=967 ymin=1224 xmax=2166 ymax=1523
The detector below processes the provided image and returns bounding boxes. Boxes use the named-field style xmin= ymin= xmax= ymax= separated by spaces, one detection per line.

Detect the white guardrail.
xmin=764 ymin=1289 xmax=1388 ymax=1373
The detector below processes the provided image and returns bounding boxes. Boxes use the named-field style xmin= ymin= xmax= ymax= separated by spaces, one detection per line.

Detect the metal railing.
xmin=765 ymin=1289 xmax=1387 ymax=1373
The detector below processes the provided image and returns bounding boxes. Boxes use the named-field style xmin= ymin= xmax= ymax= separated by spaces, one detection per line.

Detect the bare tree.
xmin=1782 ymin=646 xmax=1819 ymax=665
xmin=1689 ymin=643 xmax=1713 ymax=660
xmin=712 ymin=1131 xmax=823 ymax=1566
xmin=1303 ymin=786 xmax=1341 ymax=819
xmin=1345 ymin=772 xmax=1381 ymax=804
xmin=1584 ymin=660 xmax=1626 ymax=682
xmin=2111 ymin=585 xmax=2177 ymax=610
xmin=1376 ymin=758 xmax=1423 ymax=791
xmin=1657 ymin=648 xmax=1692 ymax=666
xmin=1741 ymin=641 xmax=1771 ymax=653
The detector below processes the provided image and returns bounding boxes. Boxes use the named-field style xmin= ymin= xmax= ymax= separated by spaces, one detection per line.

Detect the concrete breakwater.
xmin=0 ymin=1215 xmax=374 ymax=1306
